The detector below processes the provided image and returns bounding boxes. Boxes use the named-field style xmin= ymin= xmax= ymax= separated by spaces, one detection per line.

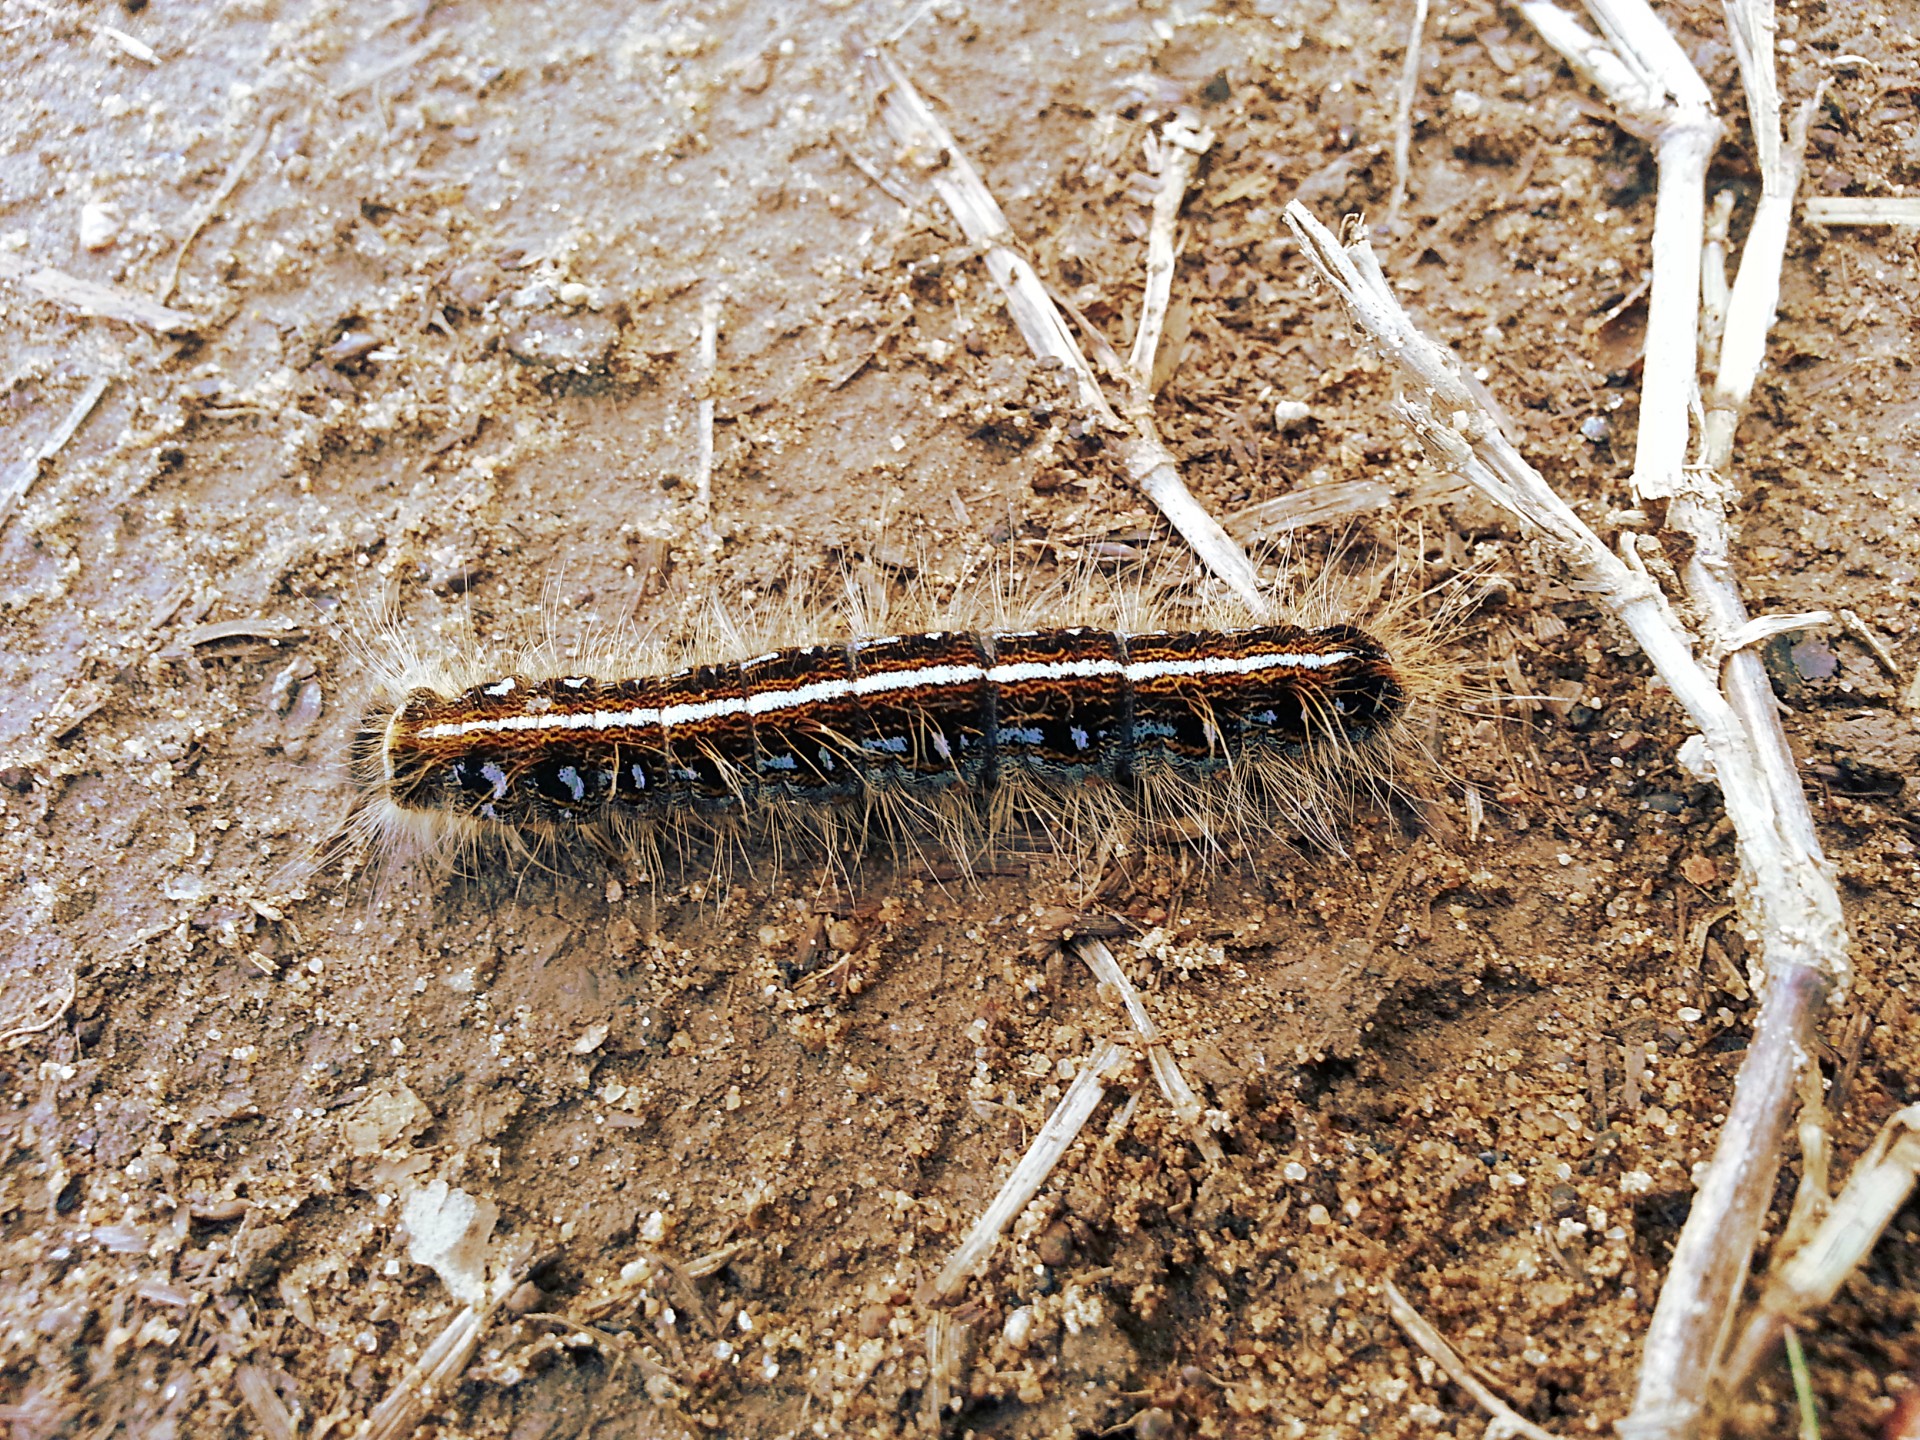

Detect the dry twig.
xmin=863 ymin=49 xmax=1263 ymax=610
xmin=0 ymin=255 xmax=196 ymax=333
xmin=1802 ymin=196 xmax=1920 ymax=226
xmin=1518 ymin=0 xmax=1719 ymax=506
xmin=0 ymin=972 xmax=77 ymax=1048
xmin=1071 ymin=938 xmax=1223 ymax=1163
xmin=691 ymin=296 xmax=721 ymax=552
xmin=1385 ymin=0 xmax=1431 ymax=231
xmin=1721 ymin=1105 xmax=1920 ymax=1403
xmin=1386 ymin=1280 xmax=1566 ymax=1440
xmin=360 ymin=1275 xmax=514 ymax=1440
xmin=0 ymin=377 xmax=110 ymax=532
xmin=157 ymin=114 xmax=277 ymax=305
xmin=1501 ymin=8 xmax=1849 ymax=1436
xmin=929 ymin=1040 xmax=1127 ymax=1302
xmin=1284 ymin=197 xmax=1847 ymax=1440
xmin=1126 ymin=114 xmax=1212 ymax=390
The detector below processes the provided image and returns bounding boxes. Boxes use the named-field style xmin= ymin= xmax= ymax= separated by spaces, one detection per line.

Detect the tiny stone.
xmin=324 ymin=330 xmax=380 ymax=366
xmin=79 ymin=200 xmax=121 ymax=251
xmin=0 ymin=766 xmax=33 ymax=793
xmin=1035 ymin=1221 xmax=1074 ymax=1268
xmin=1272 ymin=399 xmax=1313 ymax=431
xmin=446 ymin=258 xmax=504 ymax=309
xmin=505 ymin=310 xmax=619 ymax=374
xmin=503 ymin=1280 xmax=547 ymax=1316
xmin=1003 ymin=1305 xmax=1035 ymax=1351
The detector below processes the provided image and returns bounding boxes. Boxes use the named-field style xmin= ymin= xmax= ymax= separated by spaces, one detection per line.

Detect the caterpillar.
xmin=343 ymin=594 xmax=1419 ymax=880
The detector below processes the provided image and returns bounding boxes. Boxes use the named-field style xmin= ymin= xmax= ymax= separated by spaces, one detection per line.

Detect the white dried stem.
xmin=1720 ymin=1105 xmax=1920 ymax=1397
xmin=361 ymin=1274 xmax=514 ymax=1440
xmin=1522 ymin=1 xmax=1721 ymax=506
xmin=922 ymin=1310 xmax=971 ymax=1432
xmin=1723 ymin=0 xmax=1781 ymax=179
xmin=1385 ymin=0 xmax=1431 ymax=230
xmin=1386 ymin=1280 xmax=1567 ymax=1440
xmin=692 ymin=297 xmax=721 ymax=553
xmin=1706 ymin=94 xmax=1819 ymax=460
xmin=1699 ymin=190 xmax=1734 ymax=373
xmin=0 ymin=254 xmax=197 ymax=333
xmin=1283 ymin=202 xmax=1849 ymax=1440
xmin=1126 ymin=116 xmax=1212 ymax=389
xmin=1072 ymin=938 xmax=1223 ymax=1163
xmin=0 ymin=376 xmax=110 ymax=532
xmin=1802 ymin=196 xmax=1920 ymax=225
xmin=864 ymin=50 xmax=1262 ymax=611
xmin=930 ymin=1039 xmax=1127 ymax=1302
xmin=1620 ymin=26 xmax=1840 ymax=1438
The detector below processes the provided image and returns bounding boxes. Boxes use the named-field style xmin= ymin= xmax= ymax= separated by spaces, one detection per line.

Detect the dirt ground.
xmin=1 ymin=1 xmax=1917 ymax=1437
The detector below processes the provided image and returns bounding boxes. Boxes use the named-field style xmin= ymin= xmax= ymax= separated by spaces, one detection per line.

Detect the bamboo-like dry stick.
xmin=1718 ymin=1105 xmax=1920 ymax=1397
xmin=1802 ymin=196 xmax=1920 ymax=225
xmin=1071 ymin=938 xmax=1223 ymax=1163
xmin=1283 ymin=202 xmax=1848 ymax=1440
xmin=1125 ymin=115 xmax=1212 ymax=388
xmin=929 ymin=1040 xmax=1127 ymax=1302
xmin=1519 ymin=0 xmax=1720 ymax=507
xmin=863 ymin=50 xmax=1263 ymax=611
xmin=1386 ymin=1280 xmax=1566 ymax=1440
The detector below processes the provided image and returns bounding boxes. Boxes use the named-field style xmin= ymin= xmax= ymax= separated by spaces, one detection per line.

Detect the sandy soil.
xmin=1 ymin=2 xmax=1916 ymax=1437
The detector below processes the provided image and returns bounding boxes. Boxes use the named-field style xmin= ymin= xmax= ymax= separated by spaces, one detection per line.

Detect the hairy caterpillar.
xmin=336 ymin=559 xmax=1441 ymax=883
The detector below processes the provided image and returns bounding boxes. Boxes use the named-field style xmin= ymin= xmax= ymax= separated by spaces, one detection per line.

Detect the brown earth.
xmin=1 ymin=2 xmax=1917 ymax=1437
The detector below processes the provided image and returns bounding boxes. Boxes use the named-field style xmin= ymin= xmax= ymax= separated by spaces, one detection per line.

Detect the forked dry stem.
xmin=1126 ymin=115 xmax=1212 ymax=389
xmin=1284 ymin=201 xmax=1847 ymax=1440
xmin=1072 ymin=938 xmax=1223 ymax=1163
xmin=1503 ymin=6 xmax=1848 ymax=1435
xmin=1720 ymin=1105 xmax=1920 ymax=1399
xmin=863 ymin=50 xmax=1263 ymax=611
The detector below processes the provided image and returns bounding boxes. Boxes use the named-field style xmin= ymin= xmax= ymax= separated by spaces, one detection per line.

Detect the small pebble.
xmin=269 ymin=655 xmax=316 ymax=714
xmin=79 ymin=201 xmax=121 ymax=251
xmin=1273 ymin=399 xmax=1313 ymax=432
xmin=324 ymin=330 xmax=380 ymax=366
xmin=1003 ymin=1305 xmax=1035 ymax=1351
xmin=505 ymin=310 xmax=619 ymax=374
xmin=1580 ymin=414 xmax=1613 ymax=444
xmin=503 ymin=1280 xmax=547 ymax=1316
xmin=1035 ymin=1221 xmax=1074 ymax=1268
xmin=446 ymin=258 xmax=503 ymax=309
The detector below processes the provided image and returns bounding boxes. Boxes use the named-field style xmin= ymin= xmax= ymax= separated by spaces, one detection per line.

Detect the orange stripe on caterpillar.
xmin=362 ymin=623 xmax=1404 ymax=829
